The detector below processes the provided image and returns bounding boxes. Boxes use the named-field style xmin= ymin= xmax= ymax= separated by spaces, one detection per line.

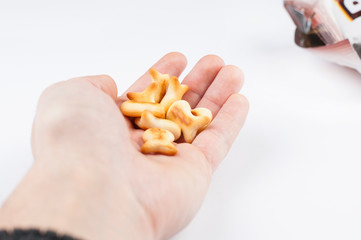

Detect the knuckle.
xmin=202 ymin=55 xmax=225 ymax=67
xmin=223 ymin=65 xmax=244 ymax=79
xmin=236 ymin=94 xmax=250 ymax=110
xmin=97 ymin=74 xmax=113 ymax=81
xmin=38 ymin=81 xmax=67 ymax=101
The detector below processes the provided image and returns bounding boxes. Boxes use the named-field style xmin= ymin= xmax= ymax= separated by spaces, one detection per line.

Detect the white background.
xmin=1 ymin=0 xmax=361 ymax=239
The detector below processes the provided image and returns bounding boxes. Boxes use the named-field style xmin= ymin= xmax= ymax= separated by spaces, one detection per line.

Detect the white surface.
xmin=1 ymin=0 xmax=361 ymax=239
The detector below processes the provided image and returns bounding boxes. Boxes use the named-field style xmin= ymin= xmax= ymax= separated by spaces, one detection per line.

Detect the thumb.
xmin=69 ymin=74 xmax=118 ymax=101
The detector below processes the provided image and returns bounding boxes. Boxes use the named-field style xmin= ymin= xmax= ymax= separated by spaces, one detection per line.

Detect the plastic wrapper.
xmin=284 ymin=0 xmax=361 ymax=73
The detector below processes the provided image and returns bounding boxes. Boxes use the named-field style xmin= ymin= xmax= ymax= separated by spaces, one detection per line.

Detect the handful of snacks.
xmin=120 ymin=69 xmax=213 ymax=156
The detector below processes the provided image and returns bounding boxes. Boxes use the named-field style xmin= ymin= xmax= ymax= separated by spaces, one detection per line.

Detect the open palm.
xmin=30 ymin=52 xmax=249 ymax=239
xmin=114 ymin=52 xmax=249 ymax=239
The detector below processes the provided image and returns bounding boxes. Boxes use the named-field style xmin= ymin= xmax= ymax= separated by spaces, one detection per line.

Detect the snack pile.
xmin=120 ymin=69 xmax=213 ymax=156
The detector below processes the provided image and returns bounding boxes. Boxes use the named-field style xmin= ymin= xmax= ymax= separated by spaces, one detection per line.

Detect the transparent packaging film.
xmin=284 ymin=0 xmax=361 ymax=73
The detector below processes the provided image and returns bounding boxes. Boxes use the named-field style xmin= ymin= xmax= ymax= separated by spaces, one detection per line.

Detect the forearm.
xmin=0 ymin=161 xmax=155 ymax=240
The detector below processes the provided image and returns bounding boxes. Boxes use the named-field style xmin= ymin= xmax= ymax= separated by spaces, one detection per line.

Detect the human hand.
xmin=0 ymin=52 xmax=249 ymax=240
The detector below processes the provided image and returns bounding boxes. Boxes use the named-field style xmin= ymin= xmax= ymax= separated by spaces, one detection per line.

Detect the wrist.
xmin=0 ymin=162 xmax=155 ymax=240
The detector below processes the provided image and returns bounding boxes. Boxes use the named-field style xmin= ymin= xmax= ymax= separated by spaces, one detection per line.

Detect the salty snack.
xmin=127 ymin=81 xmax=163 ymax=103
xmin=135 ymin=110 xmax=181 ymax=140
xmin=127 ymin=68 xmax=171 ymax=103
xmin=120 ymin=68 xmax=213 ymax=155
xmin=120 ymin=100 xmax=165 ymax=118
xmin=166 ymin=100 xmax=212 ymax=143
xmin=160 ymin=76 xmax=189 ymax=112
xmin=149 ymin=68 xmax=171 ymax=98
xmin=141 ymin=128 xmax=177 ymax=155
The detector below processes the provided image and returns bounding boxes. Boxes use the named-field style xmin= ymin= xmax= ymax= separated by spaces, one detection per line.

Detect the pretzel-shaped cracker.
xmin=166 ymin=100 xmax=212 ymax=143
xmin=160 ymin=76 xmax=189 ymax=112
xmin=120 ymin=100 xmax=165 ymax=118
xmin=141 ymin=128 xmax=177 ymax=155
xmin=135 ymin=110 xmax=181 ymax=140
xmin=149 ymin=68 xmax=171 ymax=99
xmin=127 ymin=68 xmax=170 ymax=103
xmin=127 ymin=82 xmax=162 ymax=103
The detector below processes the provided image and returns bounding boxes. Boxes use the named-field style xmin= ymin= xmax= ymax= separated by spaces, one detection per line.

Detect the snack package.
xmin=284 ymin=0 xmax=361 ymax=73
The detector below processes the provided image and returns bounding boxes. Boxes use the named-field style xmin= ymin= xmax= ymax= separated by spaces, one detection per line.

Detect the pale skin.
xmin=0 ymin=52 xmax=249 ymax=240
